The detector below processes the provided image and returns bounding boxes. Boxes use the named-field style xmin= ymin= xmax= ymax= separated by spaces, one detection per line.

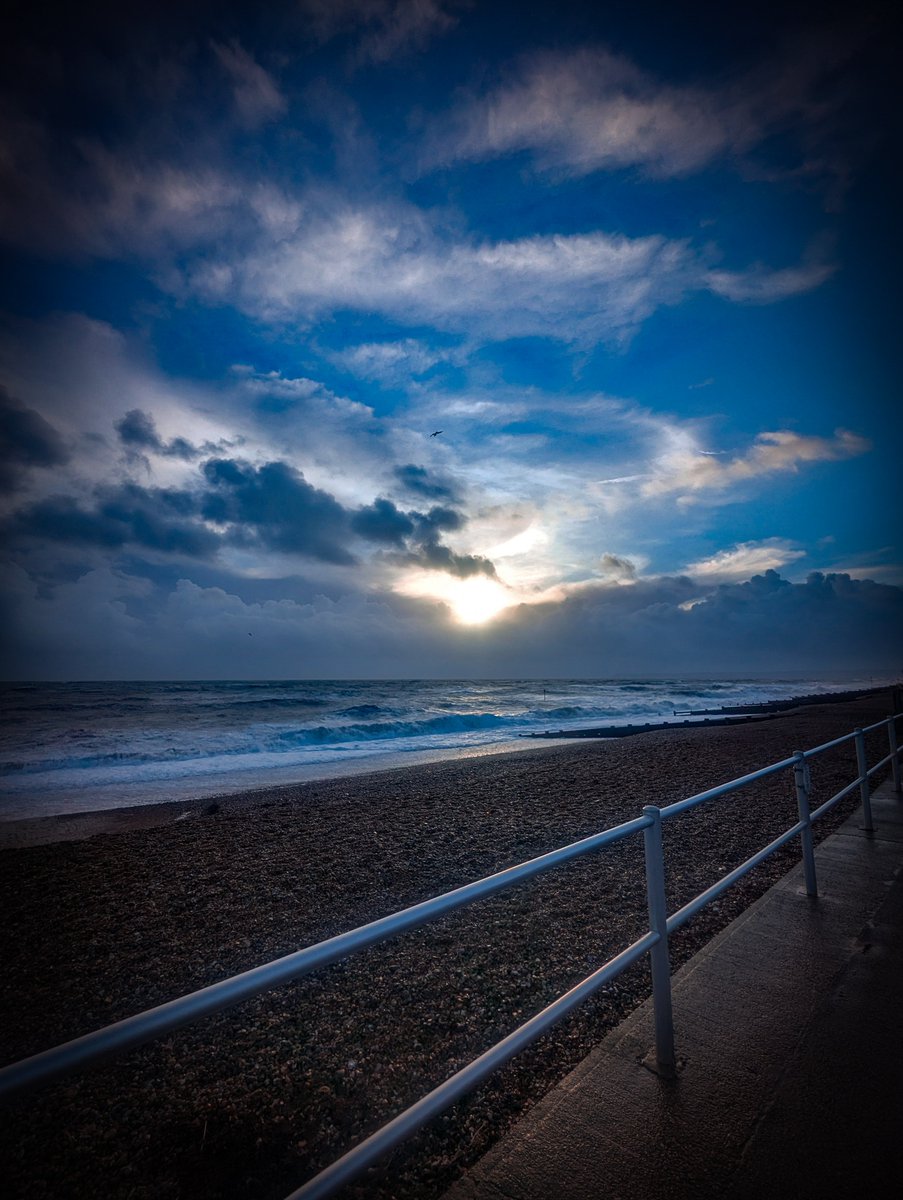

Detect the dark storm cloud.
xmin=411 ymin=506 xmax=463 ymax=536
xmin=400 ymin=504 xmax=496 ymax=578
xmin=98 ymin=484 xmax=213 ymax=554
xmin=490 ymin=570 xmax=903 ymax=676
xmin=415 ymin=542 xmax=496 ymax=578
xmin=351 ymin=497 xmax=414 ymax=546
xmin=6 ymin=463 xmax=356 ymax=564
xmin=393 ymin=463 xmax=458 ymax=501
xmin=6 ymin=484 xmax=217 ymax=557
xmin=3 ymin=448 xmax=495 ymax=577
xmin=8 ymin=497 xmax=126 ymax=549
xmin=0 ymin=386 xmax=69 ymax=492
xmin=7 ymin=564 xmax=899 ymax=680
xmin=681 ymin=569 xmax=903 ymax=669
xmin=199 ymin=460 xmax=495 ymax=572
xmin=688 ymin=569 xmax=902 ymax=642
xmin=201 ymin=458 xmax=356 ymax=563
xmin=350 ymin=496 xmax=497 ymax=574
xmin=600 ymin=553 xmax=637 ymax=581
xmin=116 ymin=409 xmax=198 ymax=461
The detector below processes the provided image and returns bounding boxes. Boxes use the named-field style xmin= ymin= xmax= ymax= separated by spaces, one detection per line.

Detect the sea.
xmin=0 ymin=678 xmax=883 ymax=821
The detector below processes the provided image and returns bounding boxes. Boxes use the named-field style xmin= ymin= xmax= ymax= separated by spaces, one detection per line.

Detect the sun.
xmin=446 ymin=577 xmax=514 ymax=625
xmin=399 ymin=572 xmax=516 ymax=625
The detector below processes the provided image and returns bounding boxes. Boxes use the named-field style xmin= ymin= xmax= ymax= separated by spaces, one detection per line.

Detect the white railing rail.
xmin=1 ymin=712 xmax=901 ymax=1200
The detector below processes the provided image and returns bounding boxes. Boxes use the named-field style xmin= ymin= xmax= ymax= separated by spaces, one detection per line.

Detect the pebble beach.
xmin=0 ymin=689 xmax=898 ymax=1200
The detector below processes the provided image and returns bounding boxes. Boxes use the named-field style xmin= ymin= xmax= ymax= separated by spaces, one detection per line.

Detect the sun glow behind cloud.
xmin=398 ymin=572 xmax=517 ymax=625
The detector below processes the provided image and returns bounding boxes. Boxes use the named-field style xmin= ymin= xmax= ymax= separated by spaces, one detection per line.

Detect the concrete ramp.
xmin=446 ymin=781 xmax=903 ymax=1200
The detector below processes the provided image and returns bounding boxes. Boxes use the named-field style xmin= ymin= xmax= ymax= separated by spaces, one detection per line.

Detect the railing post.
xmin=855 ymin=728 xmax=873 ymax=832
xmin=889 ymin=717 xmax=902 ymax=794
xmin=792 ymin=753 xmax=817 ymax=897
xmin=642 ymin=806 xmax=676 ymax=1076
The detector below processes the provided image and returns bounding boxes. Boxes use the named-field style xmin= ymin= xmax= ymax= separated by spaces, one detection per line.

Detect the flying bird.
xmin=429 ymin=430 xmax=443 ymax=437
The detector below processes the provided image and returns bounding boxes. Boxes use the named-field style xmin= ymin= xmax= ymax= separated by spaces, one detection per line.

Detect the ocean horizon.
xmin=0 ymin=676 xmax=890 ymax=822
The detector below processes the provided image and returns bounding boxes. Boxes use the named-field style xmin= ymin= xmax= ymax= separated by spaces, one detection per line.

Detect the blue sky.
xmin=1 ymin=0 xmax=900 ymax=678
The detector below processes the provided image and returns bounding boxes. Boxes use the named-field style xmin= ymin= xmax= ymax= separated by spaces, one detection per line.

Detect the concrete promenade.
xmin=446 ymin=779 xmax=903 ymax=1200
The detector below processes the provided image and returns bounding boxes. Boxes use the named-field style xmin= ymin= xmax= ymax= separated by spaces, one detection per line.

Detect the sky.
xmin=1 ymin=0 xmax=901 ymax=680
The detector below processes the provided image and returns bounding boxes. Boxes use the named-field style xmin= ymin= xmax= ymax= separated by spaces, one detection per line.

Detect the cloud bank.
xmin=3 ymin=566 xmax=899 ymax=680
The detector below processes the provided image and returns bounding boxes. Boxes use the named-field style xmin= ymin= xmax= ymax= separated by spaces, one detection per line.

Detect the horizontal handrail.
xmin=660 ymin=757 xmax=796 ymax=820
xmin=1 ymin=706 xmax=900 ymax=1200
xmin=863 ymin=714 xmax=902 ymax=734
xmin=801 ymin=730 xmax=858 ymax=757
xmin=0 ymin=812 xmax=651 ymax=1100
xmin=659 ymin=714 xmax=898 ymax=822
xmin=810 ymin=777 xmax=862 ymax=821
xmin=867 ymin=751 xmax=895 ymax=777
xmin=667 ymin=820 xmax=806 ymax=933
xmin=259 ymin=708 xmax=903 ymax=1197
xmin=285 ymin=931 xmax=659 ymax=1200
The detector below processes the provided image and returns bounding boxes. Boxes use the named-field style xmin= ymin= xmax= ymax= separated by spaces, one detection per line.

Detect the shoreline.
xmin=1 ymin=684 xmax=892 ymax=849
xmin=1 ymin=689 xmax=899 ymax=1200
xmin=0 ymin=738 xmax=582 ymax=849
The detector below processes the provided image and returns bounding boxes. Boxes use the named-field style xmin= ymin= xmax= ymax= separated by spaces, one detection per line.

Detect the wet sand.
xmin=0 ymin=690 xmax=898 ymax=1199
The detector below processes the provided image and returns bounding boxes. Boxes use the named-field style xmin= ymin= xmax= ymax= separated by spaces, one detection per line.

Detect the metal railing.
xmin=2 ymin=712 xmax=901 ymax=1199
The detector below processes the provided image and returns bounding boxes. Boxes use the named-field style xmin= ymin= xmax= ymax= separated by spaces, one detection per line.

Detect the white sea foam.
xmin=0 ymin=677 xmax=885 ymax=819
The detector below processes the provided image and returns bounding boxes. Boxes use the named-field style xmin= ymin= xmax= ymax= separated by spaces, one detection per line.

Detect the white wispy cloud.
xmin=211 ymin=40 xmax=287 ymax=127
xmin=644 ymin=428 xmax=870 ymax=502
xmin=684 ymin=539 xmax=806 ymax=581
xmin=706 ymin=259 xmax=837 ymax=302
xmin=421 ymin=47 xmax=735 ymax=177
xmin=0 ymin=124 xmax=306 ymax=260
xmin=330 ymin=339 xmax=455 ymax=385
xmin=163 ymin=180 xmax=833 ymax=344
xmin=0 ymin=108 xmax=836 ymax=346
xmin=302 ymin=0 xmax=463 ymax=64
xmin=419 ymin=29 xmax=865 ymax=185
xmin=186 ymin=198 xmax=704 ymax=343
